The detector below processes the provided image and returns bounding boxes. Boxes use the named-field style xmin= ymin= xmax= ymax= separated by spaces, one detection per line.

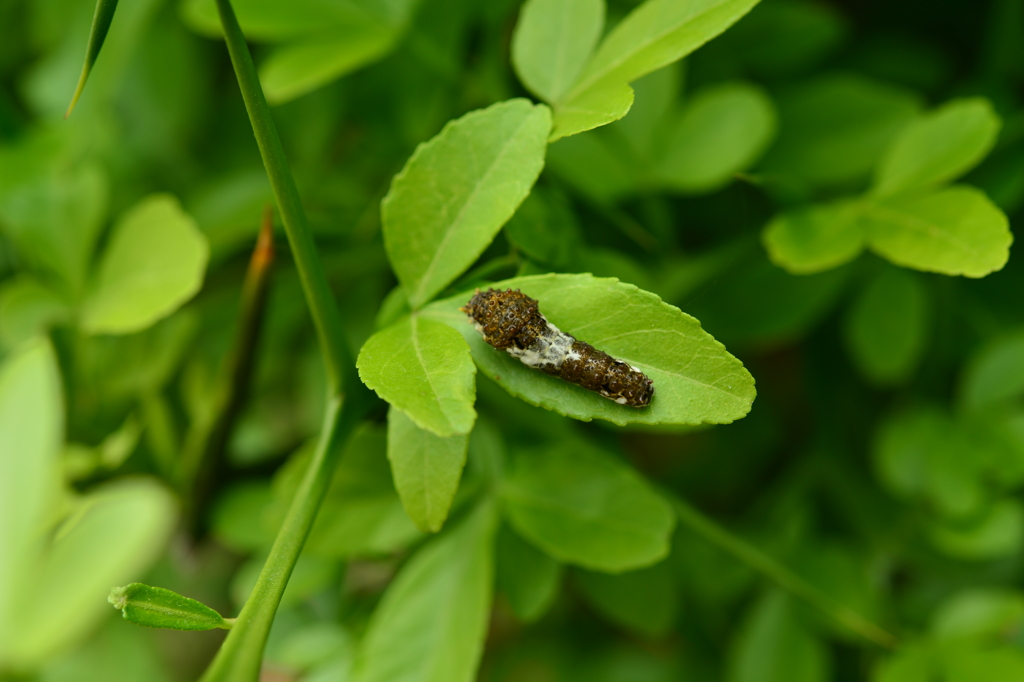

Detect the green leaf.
xmin=511 ymin=0 xmax=604 ymax=104
xmin=387 ymin=407 xmax=469 ymax=533
xmin=549 ymin=80 xmax=634 ymax=141
xmin=863 ymin=186 xmax=1011 ymax=278
xmin=0 ymin=277 xmax=71 ymax=350
xmin=931 ymin=588 xmax=1024 ymax=640
xmin=421 ymin=274 xmax=756 ymax=427
xmin=0 ymin=340 xmax=63 ymax=664
xmin=357 ymin=316 xmax=477 ymax=437
xmin=66 ymin=0 xmax=120 ymax=117
xmin=545 ymin=126 xmax=640 ymax=201
xmin=0 ymin=158 xmax=109 ymax=297
xmin=872 ymin=98 xmax=1001 ymax=198
xmin=759 ymin=74 xmax=922 ymax=186
xmin=873 ymin=407 xmax=986 ymax=519
xmin=500 ymin=440 xmax=675 ymax=572
xmin=495 ymin=524 xmax=562 ymax=622
xmin=762 ymin=200 xmax=865 ymax=274
xmin=271 ymin=428 xmax=422 ymax=559
xmin=654 ymin=82 xmax=777 ymax=193
xmin=181 ymin=0 xmax=410 ymax=40
xmin=109 ymin=583 xmax=231 ymax=631
xmin=944 ymin=643 xmax=1024 ymax=682
xmin=382 ymin=99 xmax=551 ymax=308
xmin=575 ymin=560 xmax=678 ymax=636
xmin=685 ymin=249 xmax=853 ymax=347
xmin=959 ymin=332 xmax=1024 ymax=412
xmin=353 ymin=500 xmax=497 ymax=682
xmin=928 ymin=498 xmax=1024 ymax=561
xmin=565 ymin=0 xmax=761 ymax=103
xmin=727 ymin=591 xmax=829 ymax=682
xmin=873 ymin=641 xmax=935 ymax=682
xmin=844 ymin=267 xmax=930 ymax=385
xmin=260 ymin=25 xmax=397 ymax=104
xmin=15 ymin=479 xmax=177 ymax=667
xmin=81 ymin=194 xmax=209 ymax=335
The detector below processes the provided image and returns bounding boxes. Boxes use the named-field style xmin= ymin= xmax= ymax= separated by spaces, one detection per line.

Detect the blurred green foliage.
xmin=1 ymin=0 xmax=1023 ymax=680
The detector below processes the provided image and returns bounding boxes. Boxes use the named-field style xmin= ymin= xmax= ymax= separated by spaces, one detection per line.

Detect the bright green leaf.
xmin=495 ymin=524 xmax=562 ymax=622
xmin=759 ymin=74 xmax=922 ymax=186
xmin=421 ymin=274 xmax=756 ymax=427
xmin=511 ymin=0 xmax=604 ymax=104
xmin=575 ymin=560 xmax=678 ymax=636
xmin=15 ymin=479 xmax=177 ymax=667
xmin=260 ymin=26 xmax=397 ymax=104
xmin=500 ymin=441 xmax=675 ymax=572
xmin=550 ymin=80 xmax=634 ymax=141
xmin=81 ymin=194 xmax=209 ymax=335
xmin=655 ymin=82 xmax=777 ymax=193
xmin=109 ymin=583 xmax=231 ymax=631
xmin=762 ymin=200 xmax=864 ymax=274
xmin=873 ymin=98 xmax=1001 ymax=198
xmin=382 ymin=99 xmax=551 ymax=308
xmin=353 ymin=501 xmax=497 ymax=682
xmin=357 ymin=316 xmax=477 ymax=437
xmin=180 ymin=0 xmax=405 ymax=40
xmin=727 ymin=591 xmax=829 ymax=682
xmin=387 ymin=407 xmax=469 ymax=533
xmin=863 ymin=186 xmax=1011 ymax=278
xmin=0 ymin=340 xmax=63 ymax=665
xmin=567 ymin=0 xmax=761 ymax=104
xmin=844 ymin=267 xmax=930 ymax=385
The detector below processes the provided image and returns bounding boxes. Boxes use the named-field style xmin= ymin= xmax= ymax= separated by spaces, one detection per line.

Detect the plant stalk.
xmin=214 ymin=0 xmax=354 ymax=399
xmin=671 ymin=496 xmax=899 ymax=649
xmin=199 ymin=397 xmax=361 ymax=681
xmin=200 ymin=2 xmax=375 ymax=679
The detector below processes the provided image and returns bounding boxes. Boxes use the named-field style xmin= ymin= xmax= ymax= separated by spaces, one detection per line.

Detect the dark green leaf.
xmin=844 ymin=266 xmax=930 ymax=385
xmin=66 ymin=0 xmax=120 ymax=117
xmin=353 ymin=501 xmax=498 ymax=682
xmin=500 ymin=441 xmax=675 ymax=572
xmin=575 ymin=560 xmax=678 ymax=636
xmin=495 ymin=524 xmax=562 ymax=622
xmin=655 ymin=82 xmax=777 ymax=193
xmin=872 ymin=98 xmax=1001 ymax=198
xmin=727 ymin=591 xmax=829 ymax=682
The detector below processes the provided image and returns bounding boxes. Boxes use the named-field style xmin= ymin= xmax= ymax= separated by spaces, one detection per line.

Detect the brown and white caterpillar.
xmin=461 ymin=288 xmax=654 ymax=408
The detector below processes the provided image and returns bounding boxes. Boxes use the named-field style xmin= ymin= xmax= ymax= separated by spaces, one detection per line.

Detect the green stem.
xmin=66 ymin=0 xmax=119 ymax=118
xmin=199 ymin=397 xmax=360 ymax=682
xmin=671 ymin=496 xmax=899 ymax=649
xmin=214 ymin=0 xmax=353 ymax=398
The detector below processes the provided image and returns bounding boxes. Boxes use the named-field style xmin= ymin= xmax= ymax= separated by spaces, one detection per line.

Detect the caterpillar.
xmin=461 ymin=288 xmax=654 ymax=408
